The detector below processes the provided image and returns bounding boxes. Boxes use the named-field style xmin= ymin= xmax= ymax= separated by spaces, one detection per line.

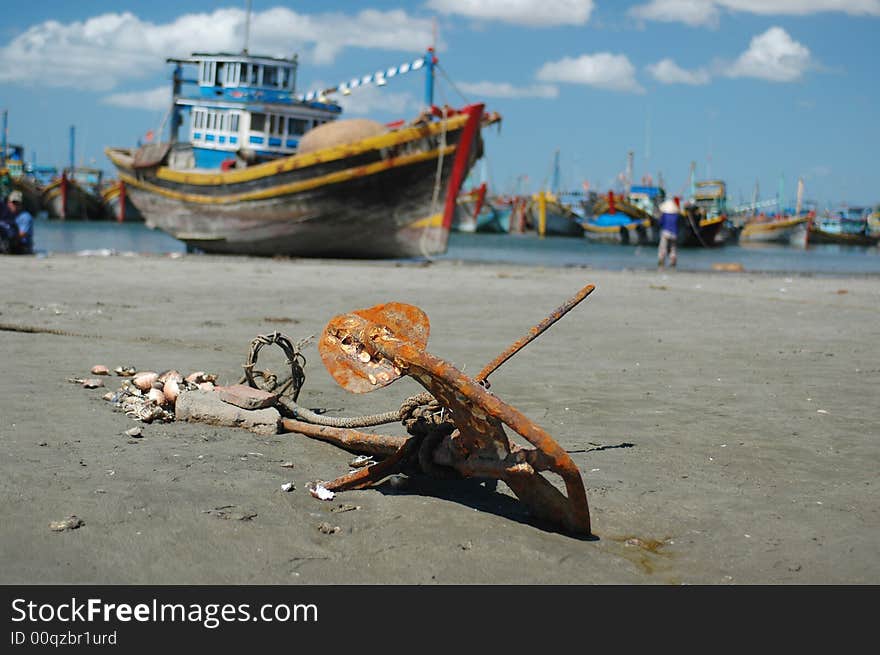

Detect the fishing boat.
xmin=42 ymin=167 xmax=106 ymax=220
xmin=452 ymin=183 xmax=510 ymax=233
xmin=734 ymin=178 xmax=810 ymax=247
xmin=739 ymin=213 xmax=811 ymax=246
xmin=100 ymin=180 xmax=144 ymax=222
xmin=524 ymin=192 xmax=582 ymax=237
xmin=679 ymin=179 xmax=728 ymax=247
xmin=582 ymin=186 xmax=662 ymax=245
xmin=808 ymin=207 xmax=880 ymax=246
xmin=105 ymin=44 xmax=499 ymax=258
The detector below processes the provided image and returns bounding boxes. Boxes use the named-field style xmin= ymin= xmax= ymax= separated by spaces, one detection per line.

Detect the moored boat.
xmin=739 ymin=213 xmax=810 ymax=246
xmin=105 ymin=47 xmax=498 ymax=257
xmin=582 ymin=187 xmax=662 ymax=245
xmin=679 ymin=179 xmax=728 ymax=247
xmin=42 ymin=168 xmax=106 ymax=219
xmin=808 ymin=207 xmax=880 ymax=246
xmin=453 ymin=182 xmax=510 ymax=233
xmin=100 ymin=180 xmax=144 ymax=222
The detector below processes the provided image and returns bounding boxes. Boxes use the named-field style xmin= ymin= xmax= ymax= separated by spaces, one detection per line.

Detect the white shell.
xmin=132 ymin=371 xmax=159 ymax=391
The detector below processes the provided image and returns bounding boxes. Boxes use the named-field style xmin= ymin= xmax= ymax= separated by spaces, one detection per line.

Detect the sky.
xmin=2 ymin=0 xmax=879 ymax=208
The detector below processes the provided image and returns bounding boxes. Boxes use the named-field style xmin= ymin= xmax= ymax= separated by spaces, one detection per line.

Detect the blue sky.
xmin=2 ymin=0 xmax=878 ymax=208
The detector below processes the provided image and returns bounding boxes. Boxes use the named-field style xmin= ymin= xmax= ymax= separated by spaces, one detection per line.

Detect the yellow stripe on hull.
xmin=119 ymin=144 xmax=457 ymax=205
xmin=106 ymin=114 xmax=471 ymax=187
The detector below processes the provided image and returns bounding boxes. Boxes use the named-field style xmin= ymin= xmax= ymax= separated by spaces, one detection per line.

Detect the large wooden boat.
xmin=105 ymin=48 xmax=498 ymax=257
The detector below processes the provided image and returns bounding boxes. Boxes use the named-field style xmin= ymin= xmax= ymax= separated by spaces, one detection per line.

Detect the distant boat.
xmin=679 ymin=179 xmax=728 ymax=247
xmin=453 ymin=182 xmax=510 ymax=233
xmin=582 ymin=186 xmax=663 ymax=245
xmin=739 ymin=213 xmax=810 ymax=246
xmin=808 ymin=207 xmax=880 ymax=246
xmin=42 ymin=167 xmax=106 ymax=219
xmin=526 ymin=192 xmax=583 ymax=237
xmin=105 ymin=47 xmax=499 ymax=257
xmin=100 ymin=180 xmax=144 ymax=222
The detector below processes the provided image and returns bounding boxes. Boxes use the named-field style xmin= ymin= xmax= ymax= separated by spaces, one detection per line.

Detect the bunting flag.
xmin=297 ymin=55 xmax=428 ymax=103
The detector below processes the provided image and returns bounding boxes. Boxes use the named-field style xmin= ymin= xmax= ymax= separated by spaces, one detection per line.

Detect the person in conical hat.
xmin=657 ymin=196 xmax=681 ymax=269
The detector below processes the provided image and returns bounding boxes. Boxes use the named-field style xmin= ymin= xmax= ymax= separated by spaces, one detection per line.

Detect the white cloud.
xmin=630 ymin=0 xmax=880 ymax=27
xmin=102 ymin=86 xmax=171 ymax=111
xmin=723 ymin=27 xmax=812 ymax=82
xmin=647 ymin=58 xmax=711 ymax=84
xmin=629 ymin=0 xmax=721 ymax=28
xmin=457 ymin=81 xmax=559 ymax=98
xmin=336 ymin=85 xmax=420 ymax=116
xmin=537 ymin=53 xmax=645 ymax=93
xmin=426 ymin=0 xmax=595 ymax=26
xmin=0 ymin=8 xmax=434 ymax=91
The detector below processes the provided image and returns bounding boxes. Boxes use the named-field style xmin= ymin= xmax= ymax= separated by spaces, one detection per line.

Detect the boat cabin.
xmin=168 ymin=52 xmax=342 ymax=169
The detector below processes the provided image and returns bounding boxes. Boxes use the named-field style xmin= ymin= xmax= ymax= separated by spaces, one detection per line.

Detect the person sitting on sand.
xmin=6 ymin=190 xmax=33 ymax=255
xmin=657 ymin=198 xmax=680 ymax=269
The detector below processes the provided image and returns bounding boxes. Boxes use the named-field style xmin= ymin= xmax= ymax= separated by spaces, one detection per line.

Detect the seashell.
xmin=163 ymin=378 xmax=180 ymax=405
xmin=91 ymin=365 xmax=110 ymax=376
xmin=81 ymin=378 xmax=104 ymax=389
xmin=147 ymin=387 xmax=166 ymax=406
xmin=132 ymin=371 xmax=158 ymax=391
xmin=185 ymin=371 xmax=206 ymax=384
xmin=102 ymin=391 xmax=115 ymax=401
xmin=197 ymin=381 xmax=215 ymax=391
xmin=157 ymin=369 xmax=182 ymax=384
xmin=114 ymin=365 xmax=137 ymax=377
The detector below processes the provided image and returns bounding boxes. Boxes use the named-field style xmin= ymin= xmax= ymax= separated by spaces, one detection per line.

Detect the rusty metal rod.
xmin=475 ymin=282 xmax=596 ymax=384
xmin=281 ymin=418 xmax=407 ymax=456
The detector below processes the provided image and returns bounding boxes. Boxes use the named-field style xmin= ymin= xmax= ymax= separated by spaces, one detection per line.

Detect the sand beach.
xmin=0 ymin=253 xmax=878 ymax=584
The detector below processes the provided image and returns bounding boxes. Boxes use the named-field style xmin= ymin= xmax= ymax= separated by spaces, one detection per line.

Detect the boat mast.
xmin=625 ymin=150 xmax=634 ymax=192
xmin=243 ymin=0 xmax=252 ymax=55
xmin=424 ymin=18 xmax=437 ymax=108
xmin=796 ymin=177 xmax=804 ymax=216
xmin=1 ymin=109 xmax=6 ymax=168
xmin=69 ymin=125 xmax=75 ymax=172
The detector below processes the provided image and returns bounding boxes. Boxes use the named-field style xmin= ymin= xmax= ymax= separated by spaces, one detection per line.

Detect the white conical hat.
xmin=660 ymin=199 xmax=678 ymax=213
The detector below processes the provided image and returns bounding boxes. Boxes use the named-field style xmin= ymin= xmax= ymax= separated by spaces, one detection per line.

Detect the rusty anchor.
xmin=281 ymin=283 xmax=596 ymax=536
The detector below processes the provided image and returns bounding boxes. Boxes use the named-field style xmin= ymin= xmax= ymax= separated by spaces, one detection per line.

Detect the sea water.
xmin=30 ymin=216 xmax=880 ymax=275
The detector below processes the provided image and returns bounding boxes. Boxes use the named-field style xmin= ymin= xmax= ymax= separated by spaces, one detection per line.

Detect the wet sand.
xmin=1 ymin=253 xmax=878 ymax=584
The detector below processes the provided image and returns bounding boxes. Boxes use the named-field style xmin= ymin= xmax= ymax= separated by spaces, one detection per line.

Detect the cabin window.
xmin=224 ymin=63 xmax=238 ymax=87
xmin=230 ymin=114 xmax=240 ymax=131
xmin=216 ymin=62 xmax=225 ymax=86
xmin=237 ymin=63 xmax=246 ymax=86
xmin=282 ymin=67 xmax=294 ymax=90
xmin=288 ymin=118 xmax=308 ymax=135
xmin=250 ymin=112 xmax=266 ymax=132
xmin=249 ymin=65 xmax=260 ymax=86
xmin=263 ymin=66 xmax=278 ymax=88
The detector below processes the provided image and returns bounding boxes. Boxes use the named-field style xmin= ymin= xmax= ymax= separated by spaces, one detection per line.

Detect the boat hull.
xmin=42 ymin=179 xmax=105 ymax=219
xmin=808 ymin=226 xmax=879 ymax=246
xmin=740 ymin=215 xmax=809 ymax=246
xmin=678 ymin=213 xmax=726 ymax=248
xmin=581 ymin=216 xmax=657 ymax=245
xmin=107 ymin=107 xmax=489 ymax=258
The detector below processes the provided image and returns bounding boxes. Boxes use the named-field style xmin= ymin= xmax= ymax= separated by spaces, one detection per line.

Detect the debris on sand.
xmin=281 ymin=482 xmax=295 ymax=492
xmin=307 ymin=482 xmax=335 ymax=501
xmin=68 ymin=377 xmax=104 ymax=388
xmin=49 ymin=516 xmax=84 ymax=532
xmin=90 ymin=365 xmax=110 ymax=376
xmin=317 ymin=522 xmax=341 ymax=535
xmin=202 ymin=506 xmax=258 ymax=521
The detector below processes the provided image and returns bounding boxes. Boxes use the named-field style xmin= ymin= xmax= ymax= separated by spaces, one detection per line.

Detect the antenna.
xmin=243 ymin=0 xmax=252 ymax=54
